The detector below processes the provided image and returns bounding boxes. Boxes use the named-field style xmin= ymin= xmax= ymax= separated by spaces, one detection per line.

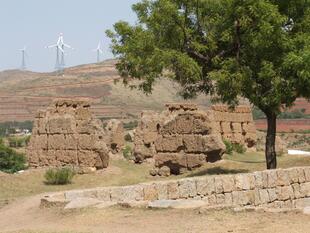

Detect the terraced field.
xmin=0 ymin=60 xmax=210 ymax=122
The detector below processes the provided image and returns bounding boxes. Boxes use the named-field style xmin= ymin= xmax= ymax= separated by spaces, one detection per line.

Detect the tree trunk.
xmin=265 ymin=112 xmax=277 ymax=169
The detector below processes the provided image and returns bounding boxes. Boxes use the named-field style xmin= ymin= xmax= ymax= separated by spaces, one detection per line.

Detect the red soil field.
xmin=255 ymin=119 xmax=310 ymax=132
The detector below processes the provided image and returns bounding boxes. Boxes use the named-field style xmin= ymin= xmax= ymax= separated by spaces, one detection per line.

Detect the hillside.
xmin=0 ymin=60 xmax=211 ymax=122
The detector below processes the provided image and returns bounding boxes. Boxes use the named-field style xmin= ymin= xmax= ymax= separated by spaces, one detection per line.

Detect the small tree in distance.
xmin=107 ymin=0 xmax=310 ymax=169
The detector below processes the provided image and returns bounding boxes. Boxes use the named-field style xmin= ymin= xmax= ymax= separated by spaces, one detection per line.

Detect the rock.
xmin=27 ymin=99 xmax=110 ymax=169
xmin=303 ymin=206 xmax=310 ymax=215
xmin=158 ymin=166 xmax=171 ymax=177
xmin=106 ymin=119 xmax=125 ymax=153
xmin=148 ymin=199 xmax=207 ymax=209
xmin=64 ymin=198 xmax=102 ymax=209
xmin=149 ymin=168 xmax=158 ymax=176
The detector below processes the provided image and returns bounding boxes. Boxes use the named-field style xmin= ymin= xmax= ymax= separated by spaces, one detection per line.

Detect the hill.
xmin=0 ymin=60 xmax=211 ymax=122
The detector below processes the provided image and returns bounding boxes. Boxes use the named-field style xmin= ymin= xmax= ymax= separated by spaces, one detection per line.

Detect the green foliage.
xmin=0 ymin=144 xmax=27 ymax=173
xmin=224 ymin=140 xmax=233 ymax=155
xmin=122 ymin=145 xmax=133 ymax=160
xmin=123 ymin=121 xmax=138 ymax=130
xmin=0 ymin=121 xmax=33 ymax=137
xmin=0 ymin=137 xmax=3 ymax=145
xmin=7 ymin=136 xmax=31 ymax=148
xmin=232 ymin=143 xmax=246 ymax=154
xmin=224 ymin=140 xmax=246 ymax=154
xmin=44 ymin=167 xmax=75 ymax=185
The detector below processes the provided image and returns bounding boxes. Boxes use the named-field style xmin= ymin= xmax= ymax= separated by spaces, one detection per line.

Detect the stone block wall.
xmin=211 ymin=105 xmax=256 ymax=148
xmin=27 ymin=99 xmax=109 ymax=169
xmin=134 ymin=104 xmax=256 ymax=174
xmin=134 ymin=104 xmax=226 ymax=174
xmin=59 ymin=166 xmax=310 ymax=209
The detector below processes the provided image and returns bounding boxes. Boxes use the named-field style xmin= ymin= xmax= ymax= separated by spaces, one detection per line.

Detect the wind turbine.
xmin=93 ymin=42 xmax=103 ymax=63
xmin=19 ymin=46 xmax=27 ymax=70
xmin=46 ymin=33 xmax=73 ymax=71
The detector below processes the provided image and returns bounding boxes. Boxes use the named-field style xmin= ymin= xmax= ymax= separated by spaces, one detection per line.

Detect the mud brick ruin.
xmin=134 ymin=104 xmax=256 ymax=174
xmin=27 ymin=99 xmax=110 ymax=170
xmin=211 ymin=105 xmax=257 ymax=148
xmin=106 ymin=119 xmax=125 ymax=154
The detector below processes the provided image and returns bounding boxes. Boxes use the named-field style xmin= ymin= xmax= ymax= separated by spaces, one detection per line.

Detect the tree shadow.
xmin=186 ymin=166 xmax=249 ymax=177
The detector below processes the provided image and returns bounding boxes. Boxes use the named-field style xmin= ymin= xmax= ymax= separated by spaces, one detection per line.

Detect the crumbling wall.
xmin=105 ymin=119 xmax=125 ymax=154
xmin=134 ymin=104 xmax=226 ymax=174
xmin=211 ymin=105 xmax=256 ymax=149
xmin=27 ymin=99 xmax=109 ymax=169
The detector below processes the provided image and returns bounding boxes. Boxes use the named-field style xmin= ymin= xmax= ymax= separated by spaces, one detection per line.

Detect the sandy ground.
xmin=1 ymin=195 xmax=310 ymax=233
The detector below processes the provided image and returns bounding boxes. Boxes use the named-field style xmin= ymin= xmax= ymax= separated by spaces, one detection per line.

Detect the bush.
xmin=122 ymin=145 xmax=133 ymax=160
xmin=0 ymin=137 xmax=3 ymax=145
xmin=44 ymin=167 xmax=75 ymax=185
xmin=0 ymin=144 xmax=27 ymax=173
xmin=223 ymin=140 xmax=233 ymax=155
xmin=233 ymin=143 xmax=246 ymax=154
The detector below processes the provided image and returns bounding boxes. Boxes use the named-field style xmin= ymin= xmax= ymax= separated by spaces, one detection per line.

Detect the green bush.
xmin=223 ymin=140 xmax=233 ymax=155
xmin=0 ymin=144 xmax=27 ymax=173
xmin=122 ymin=145 xmax=133 ymax=160
xmin=0 ymin=137 xmax=3 ymax=145
xmin=233 ymin=143 xmax=246 ymax=154
xmin=44 ymin=167 xmax=75 ymax=185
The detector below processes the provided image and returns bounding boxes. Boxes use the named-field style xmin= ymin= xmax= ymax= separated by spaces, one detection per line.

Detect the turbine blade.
xmin=47 ymin=44 xmax=57 ymax=48
xmin=63 ymin=43 xmax=72 ymax=49
xmin=58 ymin=46 xmax=64 ymax=53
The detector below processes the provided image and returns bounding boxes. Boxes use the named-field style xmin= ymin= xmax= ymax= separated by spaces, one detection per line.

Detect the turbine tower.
xmin=19 ymin=46 xmax=27 ymax=70
xmin=46 ymin=33 xmax=73 ymax=71
xmin=93 ymin=42 xmax=103 ymax=63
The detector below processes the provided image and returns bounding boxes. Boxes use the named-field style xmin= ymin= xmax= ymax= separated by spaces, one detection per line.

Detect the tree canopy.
xmin=107 ymin=0 xmax=310 ymax=169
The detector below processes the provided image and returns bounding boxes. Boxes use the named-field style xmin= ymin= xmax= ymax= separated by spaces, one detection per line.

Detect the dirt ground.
xmin=0 ymin=194 xmax=310 ymax=233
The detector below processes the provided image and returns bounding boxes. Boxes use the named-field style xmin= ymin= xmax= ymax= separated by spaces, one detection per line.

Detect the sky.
xmin=0 ymin=0 xmax=139 ymax=72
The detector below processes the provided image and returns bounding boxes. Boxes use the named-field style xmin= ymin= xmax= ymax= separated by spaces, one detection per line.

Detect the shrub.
xmin=233 ymin=143 xmax=246 ymax=154
xmin=223 ymin=140 xmax=233 ymax=155
xmin=0 ymin=144 xmax=27 ymax=173
xmin=0 ymin=137 xmax=3 ymax=145
xmin=122 ymin=145 xmax=133 ymax=160
xmin=44 ymin=167 xmax=75 ymax=185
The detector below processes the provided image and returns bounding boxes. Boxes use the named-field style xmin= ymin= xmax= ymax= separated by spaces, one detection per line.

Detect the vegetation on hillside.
xmin=0 ymin=144 xmax=27 ymax=173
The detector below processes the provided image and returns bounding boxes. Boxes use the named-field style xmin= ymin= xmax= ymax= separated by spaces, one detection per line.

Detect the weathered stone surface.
xmin=148 ymin=199 xmax=207 ymax=209
xmin=178 ymin=179 xmax=197 ymax=198
xmin=134 ymin=104 xmax=254 ymax=174
xmin=106 ymin=119 xmax=125 ymax=153
xmin=27 ymin=99 xmax=110 ymax=169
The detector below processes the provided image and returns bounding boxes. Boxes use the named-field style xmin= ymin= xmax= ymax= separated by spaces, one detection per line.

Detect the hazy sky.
xmin=0 ymin=0 xmax=139 ymax=72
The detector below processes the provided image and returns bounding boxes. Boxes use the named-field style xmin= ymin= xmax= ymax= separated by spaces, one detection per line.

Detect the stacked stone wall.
xmin=27 ymin=99 xmax=109 ymax=169
xmin=134 ymin=104 xmax=256 ymax=174
xmin=211 ymin=105 xmax=256 ymax=148
xmin=134 ymin=104 xmax=226 ymax=174
xmin=45 ymin=166 xmax=310 ymax=209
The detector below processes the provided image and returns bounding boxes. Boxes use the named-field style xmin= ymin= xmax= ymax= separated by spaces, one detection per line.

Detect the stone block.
xmin=196 ymin=177 xmax=215 ymax=196
xmin=56 ymin=150 xmax=78 ymax=166
xmin=276 ymin=186 xmax=294 ymax=201
xmin=254 ymin=171 xmax=263 ymax=189
xmin=267 ymin=188 xmax=277 ymax=202
xmin=48 ymin=135 xmax=66 ymax=150
xmin=276 ymin=169 xmax=290 ymax=186
xmin=77 ymin=150 xmax=98 ymax=167
xmin=143 ymin=184 xmax=158 ymax=201
xmin=167 ymin=181 xmax=179 ymax=200
xmin=186 ymin=154 xmax=206 ymax=169
xmin=214 ymin=176 xmax=224 ymax=194
xmin=235 ymin=174 xmax=251 ymax=191
xmin=222 ymin=175 xmax=235 ymax=193
xmin=304 ymin=167 xmax=310 ymax=182
xmin=232 ymin=190 xmax=255 ymax=206
xmin=232 ymin=123 xmax=242 ymax=133
xmin=259 ymin=189 xmax=270 ymax=204
xmin=30 ymin=135 xmax=48 ymax=150
xmin=288 ymin=168 xmax=299 ymax=184
xmin=297 ymin=168 xmax=306 ymax=183
xmin=48 ymin=115 xmax=76 ymax=134
xmin=300 ymin=182 xmax=310 ymax=197
xmin=154 ymin=153 xmax=187 ymax=175
xmin=178 ymin=179 xmax=197 ymax=198
xmin=224 ymin=193 xmax=233 ymax=206
xmin=155 ymin=182 xmax=168 ymax=200
xmin=292 ymin=183 xmax=302 ymax=199
xmin=154 ymin=135 xmax=183 ymax=152
xmin=96 ymin=188 xmax=111 ymax=202
xmin=111 ymin=185 xmax=144 ymax=202
xmin=266 ymin=170 xmax=277 ymax=188
xmin=216 ymin=194 xmax=226 ymax=205
xmin=220 ymin=122 xmax=232 ymax=133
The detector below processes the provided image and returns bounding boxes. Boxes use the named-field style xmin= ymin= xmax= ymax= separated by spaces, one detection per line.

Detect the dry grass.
xmin=1 ymin=151 xmax=310 ymax=204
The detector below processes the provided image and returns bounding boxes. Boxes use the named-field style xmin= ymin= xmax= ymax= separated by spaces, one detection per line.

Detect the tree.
xmin=107 ymin=0 xmax=310 ymax=169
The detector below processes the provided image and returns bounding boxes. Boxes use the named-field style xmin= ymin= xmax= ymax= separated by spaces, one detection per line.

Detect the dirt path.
xmin=1 ymin=194 xmax=310 ymax=233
